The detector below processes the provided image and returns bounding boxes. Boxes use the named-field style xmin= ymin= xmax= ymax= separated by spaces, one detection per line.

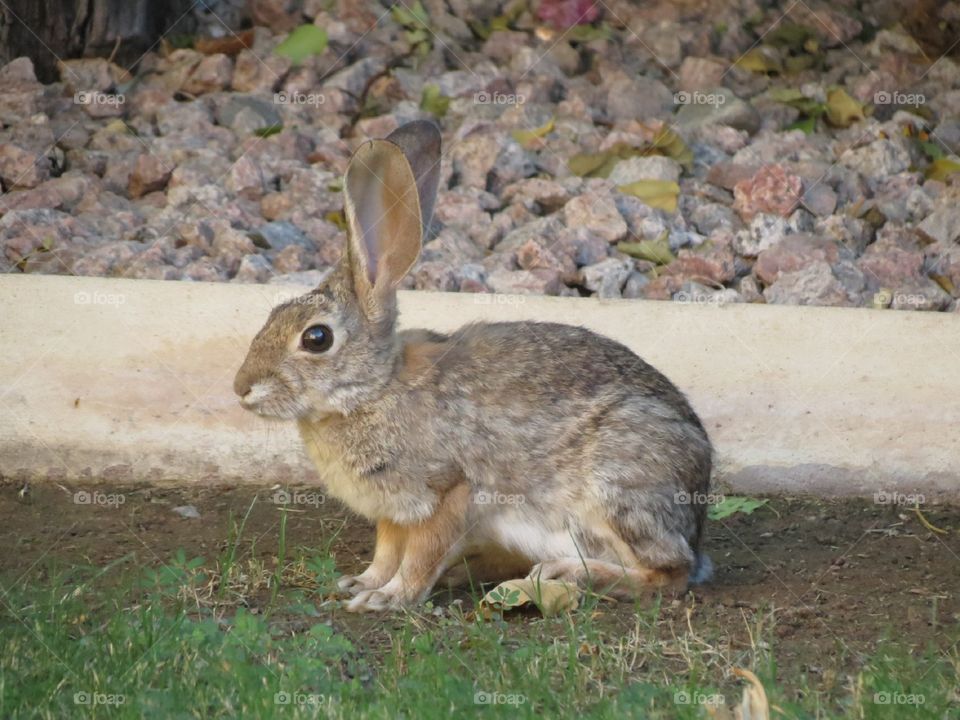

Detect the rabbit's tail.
xmin=689 ymin=552 xmax=714 ymax=585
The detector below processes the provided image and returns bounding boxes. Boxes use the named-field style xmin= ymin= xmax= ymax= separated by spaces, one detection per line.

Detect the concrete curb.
xmin=1 ymin=274 xmax=958 ymax=499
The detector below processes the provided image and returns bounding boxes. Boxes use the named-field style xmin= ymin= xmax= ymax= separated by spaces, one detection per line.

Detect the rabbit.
xmin=233 ymin=120 xmax=713 ymax=612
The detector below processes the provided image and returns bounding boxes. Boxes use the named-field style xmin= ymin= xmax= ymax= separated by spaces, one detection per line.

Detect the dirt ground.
xmin=2 ymin=479 xmax=958 ymax=680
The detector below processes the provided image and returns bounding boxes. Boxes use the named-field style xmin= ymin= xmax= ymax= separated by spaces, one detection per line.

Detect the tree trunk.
xmin=0 ymin=0 xmax=195 ymax=83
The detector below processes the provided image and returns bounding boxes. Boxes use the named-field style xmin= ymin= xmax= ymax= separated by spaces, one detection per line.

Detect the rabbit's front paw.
xmin=346 ymin=587 xmax=404 ymax=613
xmin=337 ymin=573 xmax=383 ymax=596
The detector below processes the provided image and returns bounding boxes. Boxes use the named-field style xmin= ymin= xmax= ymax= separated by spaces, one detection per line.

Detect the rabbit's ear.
xmin=385 ymin=120 xmax=441 ymax=233
xmin=343 ymin=121 xmax=441 ymax=317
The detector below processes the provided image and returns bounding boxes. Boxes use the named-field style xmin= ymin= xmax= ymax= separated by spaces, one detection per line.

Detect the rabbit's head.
xmin=233 ymin=121 xmax=441 ymax=419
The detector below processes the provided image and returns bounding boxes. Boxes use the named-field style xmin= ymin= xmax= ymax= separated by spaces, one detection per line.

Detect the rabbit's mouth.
xmin=238 ymin=379 xmax=306 ymax=420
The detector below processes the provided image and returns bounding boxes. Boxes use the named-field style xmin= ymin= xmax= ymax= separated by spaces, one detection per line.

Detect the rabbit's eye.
xmin=301 ymin=324 xmax=334 ymax=353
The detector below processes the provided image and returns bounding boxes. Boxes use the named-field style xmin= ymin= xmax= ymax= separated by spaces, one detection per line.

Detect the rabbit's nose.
xmin=234 ymin=372 xmax=252 ymax=398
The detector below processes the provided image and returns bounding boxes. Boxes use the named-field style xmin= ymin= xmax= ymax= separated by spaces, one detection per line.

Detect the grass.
xmin=1 ymin=525 xmax=957 ymax=718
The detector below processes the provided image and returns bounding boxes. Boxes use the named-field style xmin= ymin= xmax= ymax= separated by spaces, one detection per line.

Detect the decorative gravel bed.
xmin=1 ymin=0 xmax=959 ymax=311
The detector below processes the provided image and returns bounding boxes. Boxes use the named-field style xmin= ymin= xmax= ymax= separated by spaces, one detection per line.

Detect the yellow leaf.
xmin=826 ymin=88 xmax=865 ymax=127
xmin=617 ymin=180 xmax=680 ymax=213
xmin=927 ymin=157 xmax=960 ymax=182
xmin=649 ymin=126 xmax=694 ymax=167
xmin=735 ymin=47 xmax=782 ymax=74
xmin=480 ymin=578 xmax=581 ymax=617
xmin=512 ymin=117 xmax=555 ymax=148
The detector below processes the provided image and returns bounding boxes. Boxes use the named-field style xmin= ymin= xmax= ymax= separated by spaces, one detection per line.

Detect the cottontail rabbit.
xmin=234 ymin=121 xmax=713 ymax=612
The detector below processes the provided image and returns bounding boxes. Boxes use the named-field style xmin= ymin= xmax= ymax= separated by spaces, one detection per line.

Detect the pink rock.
xmin=413 ymin=261 xmax=459 ymax=291
xmin=763 ymin=262 xmax=851 ymax=306
xmin=536 ymin=0 xmax=601 ymax=31
xmin=182 ymin=54 xmax=233 ymax=95
xmin=754 ymin=234 xmax=841 ymax=286
xmin=733 ymin=164 xmax=804 ymax=221
xmin=663 ymin=244 xmax=738 ymax=285
xmin=128 ymin=154 xmax=173 ymax=198
xmin=677 ymin=57 xmax=725 ymax=92
xmin=232 ymin=50 xmax=291 ymax=93
xmin=516 ymin=238 xmax=574 ymax=277
xmin=563 ymin=192 xmax=627 ymax=243
xmin=486 ymin=267 xmax=562 ymax=295
xmin=857 ymin=244 xmax=924 ymax=288
xmin=0 ymin=143 xmax=50 ymax=189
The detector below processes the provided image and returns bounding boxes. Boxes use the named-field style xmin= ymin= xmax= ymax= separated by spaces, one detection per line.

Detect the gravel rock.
xmin=917 ymin=206 xmax=960 ymax=245
xmin=754 ymin=234 xmax=843 ymax=286
xmin=0 ymin=143 xmax=51 ymax=189
xmin=763 ymin=261 xmax=851 ymax=306
xmin=733 ymin=164 xmax=804 ymax=221
xmin=608 ymin=156 xmax=681 ymax=185
xmin=563 ymin=191 xmax=627 ymax=243
xmin=486 ymin=267 xmax=562 ymax=295
xmin=128 ymin=154 xmax=173 ymax=198
xmin=839 ymin=139 xmax=912 ymax=187
xmin=676 ymin=88 xmax=761 ymax=134
xmin=1 ymin=2 xmax=957 ymax=313
xmin=580 ymin=257 xmax=633 ymax=298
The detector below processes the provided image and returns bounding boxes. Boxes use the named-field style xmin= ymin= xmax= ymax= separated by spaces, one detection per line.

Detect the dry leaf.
xmin=618 ymin=233 xmax=674 ymax=264
xmin=194 ymin=30 xmax=254 ymax=56
xmin=735 ymin=47 xmax=783 ymax=74
xmin=826 ymin=88 xmax=865 ymax=127
xmin=512 ymin=117 xmax=555 ymax=148
xmin=617 ymin=180 xmax=680 ymax=213
xmin=927 ymin=157 xmax=960 ymax=181
xmin=480 ymin=578 xmax=581 ymax=617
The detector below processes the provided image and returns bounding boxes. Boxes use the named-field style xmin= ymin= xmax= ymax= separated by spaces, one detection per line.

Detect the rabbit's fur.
xmin=235 ymin=121 xmax=713 ymax=612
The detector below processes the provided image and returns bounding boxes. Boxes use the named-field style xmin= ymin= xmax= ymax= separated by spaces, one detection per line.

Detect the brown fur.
xmin=234 ymin=121 xmax=713 ymax=612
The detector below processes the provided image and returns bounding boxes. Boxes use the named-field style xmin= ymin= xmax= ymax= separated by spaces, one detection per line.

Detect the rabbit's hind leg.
xmin=527 ymin=558 xmax=689 ymax=599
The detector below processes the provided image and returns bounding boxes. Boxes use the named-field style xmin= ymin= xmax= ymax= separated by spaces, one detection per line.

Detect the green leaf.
xmin=786 ymin=115 xmax=818 ymax=134
xmin=419 ymin=84 xmax=450 ymax=117
xmin=274 ymin=24 xmax=329 ymax=64
xmin=392 ymin=0 xmax=429 ymax=30
xmin=708 ymin=496 xmax=769 ymax=520
xmin=617 ymin=180 xmax=680 ymax=213
xmin=254 ymin=123 xmax=283 ymax=137
xmin=919 ymin=141 xmax=944 ymax=160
